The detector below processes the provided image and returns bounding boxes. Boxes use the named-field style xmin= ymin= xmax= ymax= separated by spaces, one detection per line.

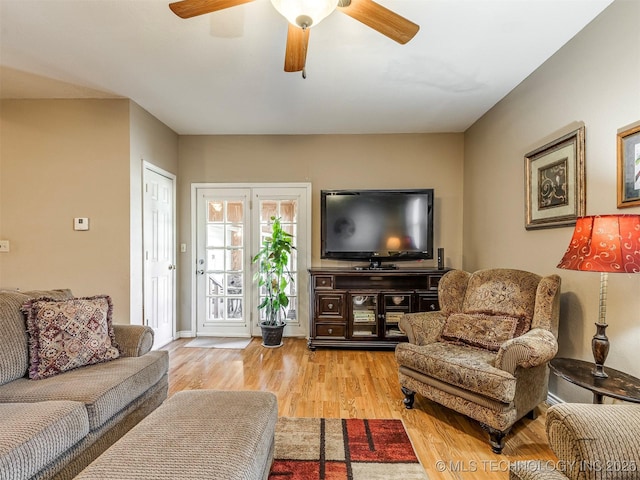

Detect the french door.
xmin=193 ymin=184 xmax=310 ymax=338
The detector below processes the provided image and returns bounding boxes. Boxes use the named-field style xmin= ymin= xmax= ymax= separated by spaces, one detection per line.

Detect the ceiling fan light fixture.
xmin=271 ymin=0 xmax=339 ymax=28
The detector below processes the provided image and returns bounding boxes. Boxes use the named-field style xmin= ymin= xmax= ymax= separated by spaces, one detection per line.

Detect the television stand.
xmin=308 ymin=267 xmax=449 ymax=350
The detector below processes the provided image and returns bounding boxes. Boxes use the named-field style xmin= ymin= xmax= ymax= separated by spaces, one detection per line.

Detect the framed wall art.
xmin=525 ymin=126 xmax=585 ymax=230
xmin=617 ymin=123 xmax=640 ymax=208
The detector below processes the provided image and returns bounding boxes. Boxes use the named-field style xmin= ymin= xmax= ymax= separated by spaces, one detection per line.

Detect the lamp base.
xmin=591 ymin=322 xmax=609 ymax=378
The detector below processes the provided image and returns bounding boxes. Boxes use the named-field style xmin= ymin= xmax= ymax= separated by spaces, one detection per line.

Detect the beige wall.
xmin=129 ymin=102 xmax=179 ymax=324
xmin=464 ymin=0 xmax=640 ymax=402
xmin=177 ymin=133 xmax=465 ymax=333
xmin=0 ymin=99 xmax=132 ymax=319
xmin=0 ymin=99 xmax=178 ymax=326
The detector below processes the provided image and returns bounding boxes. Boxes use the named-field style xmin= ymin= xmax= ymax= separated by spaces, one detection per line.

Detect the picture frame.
xmin=617 ymin=123 xmax=640 ymax=208
xmin=525 ymin=126 xmax=585 ymax=230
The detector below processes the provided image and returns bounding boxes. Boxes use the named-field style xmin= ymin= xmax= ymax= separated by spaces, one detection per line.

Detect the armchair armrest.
xmin=545 ymin=403 xmax=640 ymax=480
xmin=495 ymin=328 xmax=557 ymax=374
xmin=113 ymin=324 xmax=155 ymax=357
xmin=398 ymin=311 xmax=447 ymax=346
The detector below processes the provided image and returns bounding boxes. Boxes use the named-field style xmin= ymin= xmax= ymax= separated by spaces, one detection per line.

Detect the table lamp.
xmin=557 ymin=214 xmax=640 ymax=378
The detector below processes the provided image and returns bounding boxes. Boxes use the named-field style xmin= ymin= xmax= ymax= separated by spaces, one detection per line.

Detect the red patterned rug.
xmin=269 ymin=417 xmax=429 ymax=480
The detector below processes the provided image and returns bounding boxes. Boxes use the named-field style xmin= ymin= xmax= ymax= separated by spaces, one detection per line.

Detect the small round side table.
xmin=549 ymin=357 xmax=640 ymax=404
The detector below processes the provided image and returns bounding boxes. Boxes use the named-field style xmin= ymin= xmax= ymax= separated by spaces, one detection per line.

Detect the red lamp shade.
xmin=557 ymin=215 xmax=640 ymax=273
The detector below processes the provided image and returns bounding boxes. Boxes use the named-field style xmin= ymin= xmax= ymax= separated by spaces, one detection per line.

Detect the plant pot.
xmin=260 ymin=323 xmax=284 ymax=348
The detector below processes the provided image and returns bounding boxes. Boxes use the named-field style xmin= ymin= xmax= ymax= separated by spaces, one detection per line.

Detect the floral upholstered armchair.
xmin=395 ymin=268 xmax=561 ymax=453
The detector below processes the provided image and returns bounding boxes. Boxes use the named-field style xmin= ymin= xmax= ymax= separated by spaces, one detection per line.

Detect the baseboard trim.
xmin=546 ymin=392 xmax=563 ymax=406
xmin=176 ymin=330 xmax=195 ymax=338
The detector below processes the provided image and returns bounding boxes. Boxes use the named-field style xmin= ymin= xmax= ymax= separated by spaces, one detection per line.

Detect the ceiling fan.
xmin=168 ymin=0 xmax=419 ymax=75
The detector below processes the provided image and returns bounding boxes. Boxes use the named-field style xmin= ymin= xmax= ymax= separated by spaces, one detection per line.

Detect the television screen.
xmin=321 ymin=189 xmax=434 ymax=264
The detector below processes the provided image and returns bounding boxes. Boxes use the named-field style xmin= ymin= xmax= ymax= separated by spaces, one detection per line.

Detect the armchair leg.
xmin=481 ymin=424 xmax=509 ymax=454
xmin=401 ymin=387 xmax=415 ymax=409
xmin=526 ymin=408 xmax=537 ymax=420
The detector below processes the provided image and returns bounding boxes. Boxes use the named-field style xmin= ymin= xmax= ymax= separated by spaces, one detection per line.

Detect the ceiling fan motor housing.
xmin=296 ymin=15 xmax=313 ymax=28
xmin=271 ymin=0 xmax=339 ymax=28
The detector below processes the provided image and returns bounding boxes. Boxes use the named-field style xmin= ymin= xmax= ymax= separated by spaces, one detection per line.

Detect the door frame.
xmin=142 ymin=161 xmax=177 ymax=347
xmin=190 ymin=182 xmax=312 ymax=338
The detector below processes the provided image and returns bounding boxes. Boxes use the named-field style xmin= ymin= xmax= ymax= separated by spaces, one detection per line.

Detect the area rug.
xmin=270 ymin=417 xmax=428 ymax=480
xmin=183 ymin=337 xmax=252 ymax=349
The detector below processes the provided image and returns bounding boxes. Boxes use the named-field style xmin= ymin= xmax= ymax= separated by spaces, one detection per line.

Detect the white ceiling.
xmin=0 ymin=0 xmax=613 ymax=135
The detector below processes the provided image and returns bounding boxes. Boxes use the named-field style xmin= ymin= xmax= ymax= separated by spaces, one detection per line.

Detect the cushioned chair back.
xmin=437 ymin=268 xmax=561 ymax=336
xmin=0 ymin=289 xmax=73 ymax=385
xmin=462 ymin=269 xmax=541 ymax=327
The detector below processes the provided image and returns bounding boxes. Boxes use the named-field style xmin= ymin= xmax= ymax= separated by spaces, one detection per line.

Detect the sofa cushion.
xmin=439 ymin=313 xmax=528 ymax=351
xmin=0 ymin=400 xmax=89 ymax=480
xmin=395 ymin=341 xmax=516 ymax=403
xmin=0 ymin=289 xmax=74 ymax=386
xmin=462 ymin=269 xmax=540 ymax=327
xmin=0 ymin=351 xmax=168 ymax=431
xmin=22 ymin=295 xmax=120 ymax=380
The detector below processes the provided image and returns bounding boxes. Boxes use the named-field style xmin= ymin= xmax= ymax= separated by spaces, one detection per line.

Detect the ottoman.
xmin=75 ymin=390 xmax=278 ymax=480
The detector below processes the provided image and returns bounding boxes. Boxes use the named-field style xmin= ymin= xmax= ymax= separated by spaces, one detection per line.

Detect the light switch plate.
xmin=74 ymin=218 xmax=89 ymax=231
xmin=0 ymin=240 xmax=10 ymax=252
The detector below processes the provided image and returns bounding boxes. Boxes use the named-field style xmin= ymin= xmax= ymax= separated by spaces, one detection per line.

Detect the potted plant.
xmin=252 ymin=216 xmax=295 ymax=347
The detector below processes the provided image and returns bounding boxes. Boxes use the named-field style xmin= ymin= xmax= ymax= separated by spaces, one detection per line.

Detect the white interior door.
xmin=193 ymin=184 xmax=310 ymax=338
xmin=143 ymin=165 xmax=176 ymax=349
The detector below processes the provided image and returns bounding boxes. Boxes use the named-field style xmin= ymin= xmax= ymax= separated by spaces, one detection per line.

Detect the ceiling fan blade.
xmin=338 ymin=0 xmax=419 ymax=45
xmin=284 ymin=24 xmax=309 ymax=72
xmin=169 ymin=0 xmax=254 ymax=19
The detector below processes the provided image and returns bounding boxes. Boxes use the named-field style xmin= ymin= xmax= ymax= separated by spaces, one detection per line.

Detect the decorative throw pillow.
xmin=439 ymin=313 xmax=527 ymax=351
xmin=22 ymin=295 xmax=120 ymax=380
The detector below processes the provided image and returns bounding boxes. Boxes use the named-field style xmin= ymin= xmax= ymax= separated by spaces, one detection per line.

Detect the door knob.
xmin=196 ymin=269 xmax=205 ymax=275
xmin=168 ymin=264 xmax=176 ymax=270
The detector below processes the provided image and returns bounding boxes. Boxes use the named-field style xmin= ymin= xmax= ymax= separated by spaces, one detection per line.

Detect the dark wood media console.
xmin=308 ymin=268 xmax=449 ymax=350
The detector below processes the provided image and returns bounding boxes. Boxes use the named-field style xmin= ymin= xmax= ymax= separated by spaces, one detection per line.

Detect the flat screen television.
xmin=321 ymin=189 xmax=434 ymax=268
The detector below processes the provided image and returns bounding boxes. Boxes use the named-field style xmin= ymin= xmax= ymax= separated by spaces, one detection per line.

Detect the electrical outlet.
xmin=0 ymin=240 xmax=10 ymax=252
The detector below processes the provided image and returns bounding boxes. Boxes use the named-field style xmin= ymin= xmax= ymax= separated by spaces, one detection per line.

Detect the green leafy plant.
xmin=252 ymin=216 xmax=295 ymax=326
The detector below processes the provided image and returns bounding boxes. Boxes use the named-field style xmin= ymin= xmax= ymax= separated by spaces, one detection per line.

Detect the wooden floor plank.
xmin=163 ymin=337 xmax=557 ymax=480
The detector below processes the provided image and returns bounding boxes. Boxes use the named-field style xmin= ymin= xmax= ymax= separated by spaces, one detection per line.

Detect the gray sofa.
xmin=510 ymin=403 xmax=640 ymax=480
xmin=0 ymin=289 xmax=169 ymax=480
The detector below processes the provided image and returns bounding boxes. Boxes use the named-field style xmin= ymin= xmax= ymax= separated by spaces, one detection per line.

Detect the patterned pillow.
xmin=22 ymin=295 xmax=120 ymax=380
xmin=439 ymin=313 xmax=527 ymax=351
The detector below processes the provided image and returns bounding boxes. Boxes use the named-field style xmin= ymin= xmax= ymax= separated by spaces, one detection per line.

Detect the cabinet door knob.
xmin=328 ymin=303 xmax=333 ymax=309
xmin=328 ymin=328 xmax=333 ymax=334
xmin=430 ymin=304 xmax=436 ymax=311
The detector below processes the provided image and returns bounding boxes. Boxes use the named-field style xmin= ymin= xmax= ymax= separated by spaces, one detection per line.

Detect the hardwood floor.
xmin=163 ymin=337 xmax=558 ymax=480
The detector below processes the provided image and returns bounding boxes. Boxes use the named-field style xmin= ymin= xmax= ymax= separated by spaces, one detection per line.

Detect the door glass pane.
xmin=226 ymin=249 xmax=242 ymax=271
xmin=207 ymin=273 xmax=224 ymax=295
xmin=207 ymin=225 xmax=225 ymax=247
xmin=257 ymin=199 xmax=298 ymax=324
xmin=227 ymin=202 xmax=243 ymax=223
xmin=227 ymin=273 xmax=243 ymax=295
xmin=208 ymin=297 xmax=224 ymax=320
xmin=260 ymin=202 xmax=278 ymax=222
xmin=280 ymin=200 xmax=297 ymax=222
xmin=205 ymin=199 xmax=245 ymax=324
xmin=208 ymin=202 xmax=224 ymax=222
xmin=207 ymin=249 xmax=224 ymax=271
xmin=227 ymin=298 xmax=243 ymax=319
